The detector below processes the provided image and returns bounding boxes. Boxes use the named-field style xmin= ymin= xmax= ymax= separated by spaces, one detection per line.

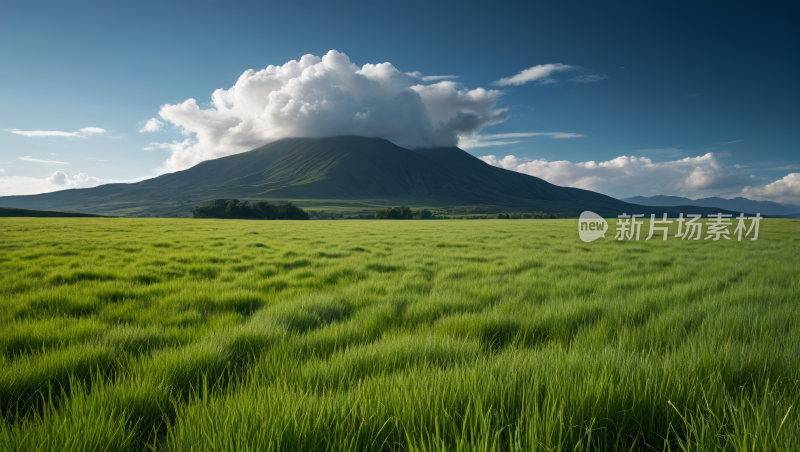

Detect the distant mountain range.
xmin=622 ymin=195 xmax=800 ymax=216
xmin=0 ymin=136 xmax=742 ymax=217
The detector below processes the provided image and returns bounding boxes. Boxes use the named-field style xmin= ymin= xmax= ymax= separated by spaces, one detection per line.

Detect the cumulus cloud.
xmin=17 ymin=156 xmax=69 ymax=165
xmin=741 ymin=173 xmax=800 ymax=204
xmin=149 ymin=50 xmax=509 ymax=172
xmin=139 ymin=118 xmax=165 ymax=133
xmin=458 ymin=132 xmax=585 ymax=149
xmin=569 ymin=74 xmax=609 ymax=83
xmin=0 ymin=172 xmax=107 ymax=196
xmin=0 ymin=172 xmax=153 ymax=196
xmin=491 ymin=64 xmax=575 ymax=86
xmin=478 ymin=152 xmax=747 ymax=199
xmin=45 ymin=171 xmax=108 ymax=187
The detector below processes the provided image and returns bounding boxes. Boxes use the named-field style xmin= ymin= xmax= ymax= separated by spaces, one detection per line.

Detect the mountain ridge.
xmin=0 ymin=136 xmax=746 ymax=217
xmin=622 ymin=195 xmax=799 ymax=216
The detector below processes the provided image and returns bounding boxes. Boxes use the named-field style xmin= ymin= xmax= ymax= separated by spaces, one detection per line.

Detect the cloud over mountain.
xmin=741 ymin=173 xmax=800 ymax=205
xmin=478 ymin=152 xmax=748 ymax=199
xmin=151 ymin=50 xmax=508 ymax=172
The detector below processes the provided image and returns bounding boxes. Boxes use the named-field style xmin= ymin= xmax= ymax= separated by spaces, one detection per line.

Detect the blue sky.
xmin=1 ymin=1 xmax=798 ymax=203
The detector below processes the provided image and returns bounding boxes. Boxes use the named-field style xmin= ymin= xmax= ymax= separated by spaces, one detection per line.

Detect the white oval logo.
xmin=579 ymin=211 xmax=608 ymax=242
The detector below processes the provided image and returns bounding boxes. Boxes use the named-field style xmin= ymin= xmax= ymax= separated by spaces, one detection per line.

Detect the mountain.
xmin=0 ymin=136 xmax=742 ymax=217
xmin=0 ymin=207 xmax=103 ymax=218
xmin=622 ymin=195 xmax=799 ymax=216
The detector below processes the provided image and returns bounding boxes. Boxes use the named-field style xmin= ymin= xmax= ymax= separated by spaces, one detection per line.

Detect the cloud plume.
xmin=151 ymin=50 xmax=508 ymax=172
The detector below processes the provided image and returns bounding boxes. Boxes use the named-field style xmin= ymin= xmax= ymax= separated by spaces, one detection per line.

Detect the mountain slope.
xmin=0 ymin=136 xmax=743 ymax=217
xmin=623 ymin=195 xmax=799 ymax=216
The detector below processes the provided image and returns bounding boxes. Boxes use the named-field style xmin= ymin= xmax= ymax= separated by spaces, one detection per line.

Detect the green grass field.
xmin=0 ymin=217 xmax=798 ymax=451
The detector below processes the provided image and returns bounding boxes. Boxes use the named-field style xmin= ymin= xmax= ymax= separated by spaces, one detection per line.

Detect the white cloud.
xmin=458 ymin=132 xmax=585 ymax=149
xmin=6 ymin=127 xmax=106 ymax=138
xmin=143 ymin=139 xmax=193 ymax=153
xmin=139 ymin=118 xmax=165 ymax=133
xmin=491 ymin=64 xmax=575 ymax=86
xmin=405 ymin=71 xmax=459 ymax=82
xmin=150 ymin=50 xmax=508 ymax=172
xmin=569 ymin=74 xmax=609 ymax=83
xmin=724 ymin=140 xmax=744 ymax=144
xmin=0 ymin=172 xmax=108 ymax=196
xmin=79 ymin=127 xmax=106 ymax=135
xmin=0 ymin=172 xmax=153 ymax=196
xmin=478 ymin=152 xmax=747 ymax=199
xmin=7 ymin=129 xmax=81 ymax=137
xmin=741 ymin=173 xmax=800 ymax=204
xmin=17 ymin=156 xmax=69 ymax=165
xmin=0 ymin=169 xmax=5 ymax=173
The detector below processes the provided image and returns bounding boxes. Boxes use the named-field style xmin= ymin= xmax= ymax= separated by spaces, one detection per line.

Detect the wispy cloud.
xmin=17 ymin=156 xmax=69 ymax=165
xmin=492 ymin=63 xmax=575 ymax=86
xmin=6 ymin=127 xmax=106 ymax=138
xmin=634 ymin=148 xmax=683 ymax=154
xmin=723 ymin=140 xmax=744 ymax=144
xmin=569 ymin=74 xmax=609 ymax=83
xmin=79 ymin=127 xmax=106 ymax=135
xmin=688 ymin=93 xmax=700 ymax=97
xmin=7 ymin=129 xmax=81 ymax=137
xmin=458 ymin=132 xmax=585 ymax=149
xmin=481 ymin=132 xmax=584 ymax=140
xmin=405 ymin=71 xmax=459 ymax=82
xmin=769 ymin=164 xmax=800 ymax=171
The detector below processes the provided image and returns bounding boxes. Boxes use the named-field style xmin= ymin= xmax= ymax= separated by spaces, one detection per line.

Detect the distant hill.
xmin=622 ymin=195 xmax=800 ymax=216
xmin=0 ymin=207 xmax=103 ymax=218
xmin=0 ymin=136 xmax=741 ymax=217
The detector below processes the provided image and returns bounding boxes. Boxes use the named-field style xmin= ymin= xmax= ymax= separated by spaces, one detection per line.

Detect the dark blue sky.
xmin=1 ymin=1 xmax=798 ymax=202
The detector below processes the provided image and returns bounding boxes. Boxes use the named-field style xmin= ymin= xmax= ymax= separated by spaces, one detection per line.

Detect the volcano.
xmin=0 ymin=136 xmax=739 ymax=217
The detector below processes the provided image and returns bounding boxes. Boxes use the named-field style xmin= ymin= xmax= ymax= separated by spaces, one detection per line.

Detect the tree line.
xmin=374 ymin=207 xmax=564 ymax=219
xmin=191 ymin=200 xmax=309 ymax=220
xmin=375 ymin=206 xmax=433 ymax=219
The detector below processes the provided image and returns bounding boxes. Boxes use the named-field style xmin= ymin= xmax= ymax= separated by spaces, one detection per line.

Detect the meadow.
xmin=0 ymin=217 xmax=797 ymax=451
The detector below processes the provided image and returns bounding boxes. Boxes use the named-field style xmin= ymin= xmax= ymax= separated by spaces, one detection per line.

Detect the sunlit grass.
xmin=0 ymin=217 xmax=798 ymax=450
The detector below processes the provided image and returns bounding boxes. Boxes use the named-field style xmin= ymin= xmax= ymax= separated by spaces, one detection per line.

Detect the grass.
xmin=0 ymin=217 xmax=797 ymax=451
